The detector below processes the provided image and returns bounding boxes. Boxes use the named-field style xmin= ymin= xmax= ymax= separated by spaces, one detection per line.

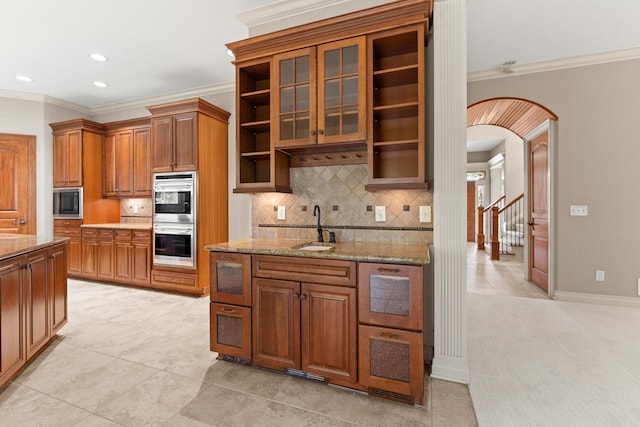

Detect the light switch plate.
xmin=374 ymin=206 xmax=386 ymax=222
xmin=570 ymin=205 xmax=588 ymax=216
xmin=595 ymin=270 xmax=605 ymax=282
xmin=277 ymin=205 xmax=286 ymax=220
xmin=419 ymin=206 xmax=431 ymax=223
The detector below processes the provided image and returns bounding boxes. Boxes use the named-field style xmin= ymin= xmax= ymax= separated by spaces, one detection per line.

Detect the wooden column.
xmin=490 ymin=206 xmax=500 ymax=260
xmin=477 ymin=206 xmax=485 ymax=250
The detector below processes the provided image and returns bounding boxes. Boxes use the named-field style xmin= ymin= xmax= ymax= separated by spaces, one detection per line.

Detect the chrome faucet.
xmin=313 ymin=205 xmax=323 ymax=242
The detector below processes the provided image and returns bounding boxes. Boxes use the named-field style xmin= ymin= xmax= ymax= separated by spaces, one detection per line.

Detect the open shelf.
xmin=240 ymin=120 xmax=271 ymax=133
xmin=241 ymin=89 xmax=271 ymax=105
xmin=373 ymin=103 xmax=419 ymax=120
xmin=373 ymin=65 xmax=419 ymax=88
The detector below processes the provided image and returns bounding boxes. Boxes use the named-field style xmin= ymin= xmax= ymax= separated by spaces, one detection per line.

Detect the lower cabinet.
xmin=208 ymin=251 xmax=426 ymax=405
xmin=0 ymin=243 xmax=68 ymax=389
xmin=78 ymin=227 xmax=151 ymax=288
xmin=53 ymin=219 xmax=81 ymax=275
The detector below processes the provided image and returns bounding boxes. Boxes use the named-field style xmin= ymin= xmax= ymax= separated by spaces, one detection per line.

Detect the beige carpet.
xmin=467 ymin=293 xmax=640 ymax=426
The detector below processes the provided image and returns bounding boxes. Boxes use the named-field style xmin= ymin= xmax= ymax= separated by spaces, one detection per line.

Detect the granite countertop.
xmin=205 ymin=238 xmax=430 ymax=265
xmin=80 ymin=223 xmax=152 ymax=230
xmin=0 ymin=234 xmax=69 ymax=262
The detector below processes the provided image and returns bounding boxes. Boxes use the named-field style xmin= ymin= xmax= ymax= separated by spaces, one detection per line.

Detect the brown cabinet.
xmin=227 ymin=1 xmax=431 ymax=193
xmin=81 ymin=228 xmax=98 ymax=278
xmin=252 ymin=255 xmax=357 ymax=386
xmin=358 ymin=262 xmax=425 ymax=404
xmin=366 ymin=25 xmax=426 ymax=190
xmin=210 ymin=253 xmax=252 ymax=359
xmin=150 ymin=112 xmax=197 ymax=172
xmin=97 ymin=229 xmax=115 ymax=281
xmin=53 ymin=129 xmax=83 ymax=187
xmin=114 ymin=230 xmax=133 ymax=282
xmin=53 ymin=219 xmax=82 ymax=276
xmin=50 ymin=119 xmax=121 ymax=224
xmin=114 ymin=229 xmax=151 ymax=287
xmin=103 ymin=118 xmax=152 ymax=198
xmin=0 ymin=257 xmax=26 ymax=386
xmin=273 ymin=37 xmax=366 ymax=149
xmin=0 ymin=243 xmax=67 ymax=389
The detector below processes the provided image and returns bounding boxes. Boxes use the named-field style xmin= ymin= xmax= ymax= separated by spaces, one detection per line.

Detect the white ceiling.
xmin=2 ymin=0 xmax=640 ymax=112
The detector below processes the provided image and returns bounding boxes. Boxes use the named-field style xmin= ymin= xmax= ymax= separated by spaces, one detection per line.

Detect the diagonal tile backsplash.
xmin=252 ymin=165 xmax=433 ymax=244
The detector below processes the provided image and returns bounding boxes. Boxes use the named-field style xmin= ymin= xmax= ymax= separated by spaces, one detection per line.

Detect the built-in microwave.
xmin=52 ymin=187 xmax=83 ymax=219
xmin=153 ymin=172 xmax=196 ymax=223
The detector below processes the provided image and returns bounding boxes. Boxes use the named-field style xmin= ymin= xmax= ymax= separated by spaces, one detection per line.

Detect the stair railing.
xmin=497 ymin=194 xmax=525 ymax=257
xmin=477 ymin=195 xmax=505 ymax=252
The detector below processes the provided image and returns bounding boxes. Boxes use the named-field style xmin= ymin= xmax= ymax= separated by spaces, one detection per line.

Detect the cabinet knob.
xmin=300 ymin=293 xmax=307 ymax=300
xmin=310 ymin=130 xmax=316 ymax=136
xmin=318 ymin=129 xmax=324 ymax=135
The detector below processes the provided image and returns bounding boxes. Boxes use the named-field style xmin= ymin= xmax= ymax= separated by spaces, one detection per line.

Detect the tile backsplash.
xmin=120 ymin=198 xmax=152 ymax=223
xmin=252 ymin=165 xmax=433 ymax=244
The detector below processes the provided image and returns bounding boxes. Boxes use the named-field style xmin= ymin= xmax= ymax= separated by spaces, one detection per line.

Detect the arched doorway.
xmin=466 ymin=97 xmax=558 ymax=295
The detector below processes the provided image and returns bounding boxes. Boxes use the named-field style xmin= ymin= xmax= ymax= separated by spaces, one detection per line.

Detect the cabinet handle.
xmin=294 ymin=292 xmax=300 ymax=299
xmin=318 ymin=129 xmax=324 ymax=135
xmin=299 ymin=293 xmax=307 ymax=300
xmin=377 ymin=267 xmax=400 ymax=273
xmin=310 ymin=130 xmax=316 ymax=136
xmin=378 ymin=332 xmax=401 ymax=340
xmin=222 ymin=308 xmax=238 ymax=314
xmin=220 ymin=255 xmax=237 ymax=261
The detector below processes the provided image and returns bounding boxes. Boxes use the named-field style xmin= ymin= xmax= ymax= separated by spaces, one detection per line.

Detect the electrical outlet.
xmin=419 ymin=206 xmax=431 ymax=223
xmin=277 ymin=205 xmax=286 ymax=220
xmin=595 ymin=270 xmax=605 ymax=282
xmin=570 ymin=205 xmax=588 ymax=216
xmin=374 ymin=206 xmax=386 ymax=222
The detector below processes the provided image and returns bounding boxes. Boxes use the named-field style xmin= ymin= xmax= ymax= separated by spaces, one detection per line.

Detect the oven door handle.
xmin=154 ymin=226 xmax=193 ymax=235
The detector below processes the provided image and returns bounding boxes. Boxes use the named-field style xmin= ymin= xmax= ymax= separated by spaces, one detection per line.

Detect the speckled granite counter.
xmin=205 ymin=238 xmax=430 ymax=265
xmin=80 ymin=223 xmax=152 ymax=230
xmin=0 ymin=234 xmax=69 ymax=262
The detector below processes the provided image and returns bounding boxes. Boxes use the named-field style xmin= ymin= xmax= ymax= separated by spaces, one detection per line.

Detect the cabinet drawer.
xmin=152 ymin=270 xmax=198 ymax=290
xmin=132 ymin=230 xmax=151 ymax=241
xmin=358 ymin=263 xmax=423 ymax=331
xmin=211 ymin=252 xmax=251 ymax=306
xmin=114 ymin=230 xmax=133 ymax=241
xmin=358 ymin=324 xmax=424 ymax=404
xmin=98 ymin=229 xmax=114 ymax=241
xmin=253 ymin=255 xmax=356 ymax=287
xmin=54 ymin=227 xmax=81 ymax=238
xmin=81 ymin=228 xmax=98 ymax=241
xmin=54 ymin=219 xmax=83 ymax=227
xmin=210 ymin=303 xmax=251 ymax=360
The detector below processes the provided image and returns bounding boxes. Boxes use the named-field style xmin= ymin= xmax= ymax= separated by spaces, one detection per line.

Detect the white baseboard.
xmin=431 ymin=355 xmax=470 ymax=384
xmin=554 ymin=290 xmax=640 ymax=308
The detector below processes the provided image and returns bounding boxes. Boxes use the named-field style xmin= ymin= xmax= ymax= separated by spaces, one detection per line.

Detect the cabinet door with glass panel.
xmin=273 ymin=37 xmax=366 ymax=148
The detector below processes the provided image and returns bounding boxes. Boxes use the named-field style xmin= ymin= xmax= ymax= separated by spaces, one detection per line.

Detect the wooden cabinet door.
xmin=210 ymin=302 xmax=252 ymax=359
xmin=48 ymin=245 xmax=67 ymax=334
xmin=97 ymin=230 xmax=114 ymax=280
xmin=114 ymin=231 xmax=132 ymax=283
xmin=67 ymin=236 xmax=82 ymax=276
xmin=52 ymin=133 xmax=67 ymax=188
xmin=81 ymin=229 xmax=98 ymax=278
xmin=358 ymin=263 xmax=423 ymax=331
xmin=0 ymin=257 xmax=26 ymax=385
xmin=211 ymin=252 xmax=251 ymax=306
xmin=358 ymin=324 xmax=424 ymax=404
xmin=301 ymin=283 xmax=357 ymax=385
xmin=131 ymin=231 xmax=151 ymax=286
xmin=133 ymin=127 xmax=152 ymax=196
xmin=24 ymin=250 xmax=49 ymax=358
xmin=252 ymin=277 xmax=300 ymax=370
xmin=150 ymin=116 xmax=174 ymax=172
xmin=273 ymin=47 xmax=317 ymax=148
xmin=173 ymin=113 xmax=198 ymax=171
xmin=317 ymin=37 xmax=366 ymax=145
xmin=66 ymin=130 xmax=83 ymax=187
xmin=115 ymin=130 xmax=134 ymax=196
xmin=103 ymin=132 xmax=117 ymax=196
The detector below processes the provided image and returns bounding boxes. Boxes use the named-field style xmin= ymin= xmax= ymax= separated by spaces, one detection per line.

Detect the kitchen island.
xmin=206 ymin=238 xmax=433 ymax=405
xmin=0 ymin=234 xmax=68 ymax=389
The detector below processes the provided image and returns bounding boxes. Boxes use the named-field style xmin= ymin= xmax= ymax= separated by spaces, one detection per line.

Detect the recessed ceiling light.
xmin=89 ymin=53 xmax=108 ymax=62
xmin=16 ymin=75 xmax=33 ymax=82
xmin=226 ymin=49 xmax=235 ymax=58
xmin=93 ymin=81 xmax=108 ymax=88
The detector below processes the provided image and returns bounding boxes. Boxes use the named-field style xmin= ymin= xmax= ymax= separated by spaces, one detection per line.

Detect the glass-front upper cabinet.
xmin=273 ymin=37 xmax=366 ymax=148
xmin=317 ymin=37 xmax=366 ymax=145
xmin=273 ymin=47 xmax=317 ymax=148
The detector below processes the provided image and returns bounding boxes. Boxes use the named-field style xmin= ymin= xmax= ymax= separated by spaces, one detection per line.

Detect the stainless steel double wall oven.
xmin=152 ymin=172 xmax=197 ymax=269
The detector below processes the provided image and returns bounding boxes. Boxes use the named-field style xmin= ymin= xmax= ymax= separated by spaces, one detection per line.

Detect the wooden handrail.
xmin=481 ymin=195 xmax=506 ymax=213
xmin=498 ymin=193 xmax=524 ymax=214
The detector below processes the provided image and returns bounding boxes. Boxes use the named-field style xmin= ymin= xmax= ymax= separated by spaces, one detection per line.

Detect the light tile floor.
xmin=0 ymin=278 xmax=478 ymax=426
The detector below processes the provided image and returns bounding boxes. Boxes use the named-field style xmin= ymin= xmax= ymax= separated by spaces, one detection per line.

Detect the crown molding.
xmin=236 ymin=0 xmax=353 ymax=29
xmin=89 ymin=81 xmax=235 ymax=115
xmin=468 ymin=47 xmax=640 ymax=82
